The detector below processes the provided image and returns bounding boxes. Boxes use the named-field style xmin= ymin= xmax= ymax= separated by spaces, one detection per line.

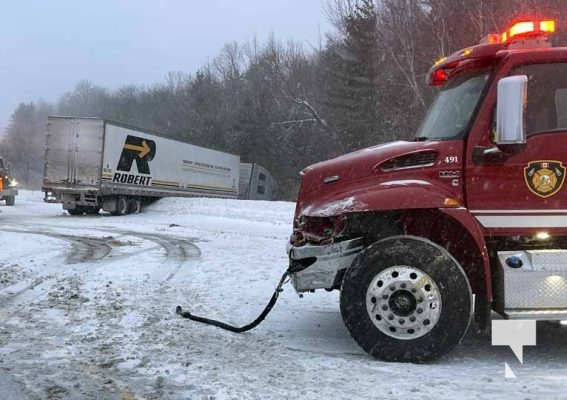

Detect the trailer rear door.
xmin=44 ymin=117 xmax=104 ymax=188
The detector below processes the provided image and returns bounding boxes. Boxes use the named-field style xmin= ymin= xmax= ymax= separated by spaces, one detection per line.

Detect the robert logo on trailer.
xmin=113 ymin=135 xmax=156 ymax=185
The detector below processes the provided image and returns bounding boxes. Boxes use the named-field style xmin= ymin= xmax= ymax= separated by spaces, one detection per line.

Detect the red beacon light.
xmin=479 ymin=33 xmax=501 ymax=45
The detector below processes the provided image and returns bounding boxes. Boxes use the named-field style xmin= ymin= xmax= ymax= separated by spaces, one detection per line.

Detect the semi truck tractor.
xmin=287 ymin=18 xmax=567 ymax=362
xmin=43 ymin=116 xmax=240 ymax=215
xmin=0 ymin=158 xmax=18 ymax=206
xmin=238 ymin=163 xmax=276 ymax=200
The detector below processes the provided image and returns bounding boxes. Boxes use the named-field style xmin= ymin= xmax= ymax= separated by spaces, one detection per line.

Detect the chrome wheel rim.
xmin=366 ymin=266 xmax=442 ymax=340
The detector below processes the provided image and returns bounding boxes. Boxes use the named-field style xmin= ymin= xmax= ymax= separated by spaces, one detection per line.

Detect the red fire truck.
xmin=288 ymin=19 xmax=567 ymax=362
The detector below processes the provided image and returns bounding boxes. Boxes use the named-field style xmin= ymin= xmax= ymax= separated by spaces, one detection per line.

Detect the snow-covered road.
xmin=1 ymin=192 xmax=567 ymax=399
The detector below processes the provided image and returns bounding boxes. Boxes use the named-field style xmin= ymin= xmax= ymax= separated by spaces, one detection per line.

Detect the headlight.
xmin=8 ymin=178 xmax=17 ymax=187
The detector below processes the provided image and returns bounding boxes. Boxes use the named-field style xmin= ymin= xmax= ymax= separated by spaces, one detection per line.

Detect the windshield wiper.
xmin=414 ymin=136 xmax=429 ymax=142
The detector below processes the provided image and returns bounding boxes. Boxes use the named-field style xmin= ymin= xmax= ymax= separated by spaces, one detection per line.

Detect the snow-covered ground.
xmin=1 ymin=191 xmax=567 ymax=399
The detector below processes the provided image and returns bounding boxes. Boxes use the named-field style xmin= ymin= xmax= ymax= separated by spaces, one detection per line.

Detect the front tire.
xmin=5 ymin=196 xmax=15 ymax=206
xmin=340 ymin=235 xmax=472 ymax=363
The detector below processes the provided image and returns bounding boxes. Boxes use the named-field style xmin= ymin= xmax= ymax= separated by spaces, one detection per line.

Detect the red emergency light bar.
xmin=428 ymin=18 xmax=557 ymax=86
xmin=501 ymin=19 xmax=555 ymax=42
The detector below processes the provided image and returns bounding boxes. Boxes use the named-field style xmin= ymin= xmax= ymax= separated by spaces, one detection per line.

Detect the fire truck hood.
xmin=300 ymin=140 xmax=439 ymax=196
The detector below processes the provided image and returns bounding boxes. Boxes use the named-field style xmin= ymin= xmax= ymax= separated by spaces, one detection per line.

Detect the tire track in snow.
xmin=0 ymin=229 xmax=112 ymax=302
xmin=1 ymin=228 xmax=113 ymax=264
xmin=49 ymin=233 xmax=113 ymax=264
xmin=0 ymin=275 xmax=50 ymax=300
xmin=0 ymin=226 xmax=201 ymax=304
xmin=53 ymin=227 xmax=202 ymax=283
xmin=118 ymin=231 xmax=201 ymax=283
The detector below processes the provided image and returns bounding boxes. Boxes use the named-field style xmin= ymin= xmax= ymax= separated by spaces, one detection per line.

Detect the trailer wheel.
xmin=85 ymin=206 xmax=100 ymax=215
xmin=130 ymin=198 xmax=142 ymax=214
xmin=340 ymin=235 xmax=472 ymax=363
xmin=113 ymin=196 xmax=130 ymax=216
xmin=68 ymin=208 xmax=84 ymax=216
xmin=5 ymin=196 xmax=15 ymax=206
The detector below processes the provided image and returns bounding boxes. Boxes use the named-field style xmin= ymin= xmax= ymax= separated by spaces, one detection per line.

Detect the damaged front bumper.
xmin=287 ymin=237 xmax=364 ymax=292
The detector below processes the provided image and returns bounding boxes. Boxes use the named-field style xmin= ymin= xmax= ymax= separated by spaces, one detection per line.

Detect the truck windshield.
xmin=415 ymin=70 xmax=491 ymax=140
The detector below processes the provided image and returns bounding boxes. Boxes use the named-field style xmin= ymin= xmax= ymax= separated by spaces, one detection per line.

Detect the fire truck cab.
xmin=288 ymin=19 xmax=567 ymax=362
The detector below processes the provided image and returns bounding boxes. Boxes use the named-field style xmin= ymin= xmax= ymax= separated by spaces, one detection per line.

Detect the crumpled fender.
xmin=298 ymin=181 xmax=492 ymax=300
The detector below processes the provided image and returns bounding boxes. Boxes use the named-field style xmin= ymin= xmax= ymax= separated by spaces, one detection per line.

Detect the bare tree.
xmin=0 ymin=102 xmax=53 ymax=188
xmin=376 ymin=0 xmax=429 ymax=109
xmin=324 ymin=0 xmax=358 ymax=36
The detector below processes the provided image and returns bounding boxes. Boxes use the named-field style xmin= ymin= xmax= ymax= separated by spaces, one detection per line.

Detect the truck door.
xmin=466 ymin=62 xmax=567 ymax=234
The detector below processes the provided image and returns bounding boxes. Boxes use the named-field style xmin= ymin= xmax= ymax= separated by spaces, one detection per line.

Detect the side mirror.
xmin=495 ymin=75 xmax=527 ymax=154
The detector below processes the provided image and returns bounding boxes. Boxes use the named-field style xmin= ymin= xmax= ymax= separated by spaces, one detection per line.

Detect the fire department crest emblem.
xmin=524 ymin=160 xmax=565 ymax=198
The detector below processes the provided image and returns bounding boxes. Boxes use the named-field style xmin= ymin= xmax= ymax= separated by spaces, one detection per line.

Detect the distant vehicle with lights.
xmin=287 ymin=19 xmax=567 ymax=362
xmin=0 ymin=157 xmax=18 ymax=206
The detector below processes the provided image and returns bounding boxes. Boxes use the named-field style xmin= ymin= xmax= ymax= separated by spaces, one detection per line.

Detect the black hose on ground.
xmin=175 ymin=270 xmax=289 ymax=333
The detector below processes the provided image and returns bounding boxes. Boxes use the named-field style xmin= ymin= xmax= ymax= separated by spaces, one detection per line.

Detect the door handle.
xmin=472 ymin=146 xmax=508 ymax=164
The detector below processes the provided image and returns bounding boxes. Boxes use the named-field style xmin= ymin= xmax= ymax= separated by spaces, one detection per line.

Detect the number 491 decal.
xmin=444 ymin=156 xmax=459 ymax=164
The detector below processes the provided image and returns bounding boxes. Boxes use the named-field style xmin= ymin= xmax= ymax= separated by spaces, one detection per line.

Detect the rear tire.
xmin=85 ymin=206 xmax=100 ymax=215
xmin=5 ymin=196 xmax=15 ymax=206
xmin=67 ymin=208 xmax=84 ymax=216
xmin=112 ymin=196 xmax=130 ymax=216
xmin=130 ymin=198 xmax=142 ymax=214
xmin=340 ymin=235 xmax=472 ymax=363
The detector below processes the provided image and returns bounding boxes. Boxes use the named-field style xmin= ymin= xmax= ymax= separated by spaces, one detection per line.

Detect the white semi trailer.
xmin=43 ymin=116 xmax=240 ymax=215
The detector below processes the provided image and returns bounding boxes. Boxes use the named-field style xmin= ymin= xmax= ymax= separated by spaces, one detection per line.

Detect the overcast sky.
xmin=0 ymin=0 xmax=333 ymax=132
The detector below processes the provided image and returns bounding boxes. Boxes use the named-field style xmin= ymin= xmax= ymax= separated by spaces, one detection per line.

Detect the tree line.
xmin=1 ymin=0 xmax=564 ymax=198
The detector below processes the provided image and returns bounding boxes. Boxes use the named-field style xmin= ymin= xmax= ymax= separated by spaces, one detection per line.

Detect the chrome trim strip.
xmin=471 ymin=209 xmax=567 ymax=214
xmin=476 ymin=215 xmax=567 ymax=228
